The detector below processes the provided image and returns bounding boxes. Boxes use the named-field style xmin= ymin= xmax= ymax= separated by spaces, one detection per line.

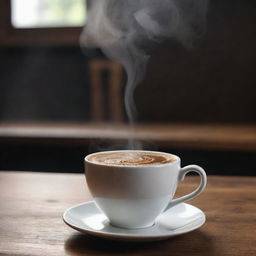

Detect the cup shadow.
xmin=65 ymin=230 xmax=216 ymax=256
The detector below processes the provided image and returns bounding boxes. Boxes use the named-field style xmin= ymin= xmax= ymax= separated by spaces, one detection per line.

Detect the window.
xmin=0 ymin=0 xmax=86 ymax=45
xmin=11 ymin=0 xmax=86 ymax=28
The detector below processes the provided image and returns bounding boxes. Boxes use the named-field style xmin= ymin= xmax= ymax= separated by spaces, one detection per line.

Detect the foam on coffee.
xmin=87 ymin=151 xmax=176 ymax=166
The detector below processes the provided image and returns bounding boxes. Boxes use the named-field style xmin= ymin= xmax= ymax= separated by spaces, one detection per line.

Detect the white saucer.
xmin=63 ymin=201 xmax=205 ymax=242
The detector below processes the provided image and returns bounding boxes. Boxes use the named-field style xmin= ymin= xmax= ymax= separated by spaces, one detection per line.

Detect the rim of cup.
xmin=84 ymin=150 xmax=181 ymax=168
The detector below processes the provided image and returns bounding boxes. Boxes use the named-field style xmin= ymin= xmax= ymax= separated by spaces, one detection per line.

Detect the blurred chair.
xmin=89 ymin=59 xmax=124 ymax=122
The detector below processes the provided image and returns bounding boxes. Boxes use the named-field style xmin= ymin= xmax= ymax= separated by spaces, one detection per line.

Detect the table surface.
xmin=1 ymin=122 xmax=256 ymax=151
xmin=0 ymin=171 xmax=255 ymax=256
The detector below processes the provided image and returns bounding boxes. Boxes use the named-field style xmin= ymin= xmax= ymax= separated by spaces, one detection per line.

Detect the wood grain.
xmin=0 ymin=171 xmax=255 ymax=256
xmin=1 ymin=122 xmax=256 ymax=151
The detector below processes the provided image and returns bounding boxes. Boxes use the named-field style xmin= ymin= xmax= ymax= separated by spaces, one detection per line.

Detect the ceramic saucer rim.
xmin=63 ymin=201 xmax=206 ymax=241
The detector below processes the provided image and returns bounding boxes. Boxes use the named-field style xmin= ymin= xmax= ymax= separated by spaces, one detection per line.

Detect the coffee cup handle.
xmin=165 ymin=165 xmax=207 ymax=211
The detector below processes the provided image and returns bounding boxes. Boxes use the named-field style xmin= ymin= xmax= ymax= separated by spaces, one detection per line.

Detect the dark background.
xmin=0 ymin=0 xmax=255 ymax=175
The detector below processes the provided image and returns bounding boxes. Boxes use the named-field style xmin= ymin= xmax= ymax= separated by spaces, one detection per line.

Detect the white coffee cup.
xmin=85 ymin=150 xmax=207 ymax=229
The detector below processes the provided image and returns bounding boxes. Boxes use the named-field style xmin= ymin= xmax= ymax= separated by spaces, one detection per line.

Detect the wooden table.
xmin=0 ymin=171 xmax=255 ymax=256
xmin=1 ymin=122 xmax=256 ymax=151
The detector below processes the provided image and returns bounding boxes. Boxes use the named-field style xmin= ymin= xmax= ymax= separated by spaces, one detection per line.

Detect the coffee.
xmin=85 ymin=150 xmax=207 ymax=229
xmin=87 ymin=151 xmax=176 ymax=166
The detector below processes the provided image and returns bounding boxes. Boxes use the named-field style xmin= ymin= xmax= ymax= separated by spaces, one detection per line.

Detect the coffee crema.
xmin=87 ymin=151 xmax=176 ymax=166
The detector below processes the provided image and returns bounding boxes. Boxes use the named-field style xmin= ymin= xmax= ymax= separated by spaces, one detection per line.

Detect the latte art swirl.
xmin=87 ymin=151 xmax=175 ymax=166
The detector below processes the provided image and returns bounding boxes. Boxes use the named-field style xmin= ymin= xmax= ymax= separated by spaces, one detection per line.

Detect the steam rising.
xmin=81 ymin=0 xmax=208 ymax=123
